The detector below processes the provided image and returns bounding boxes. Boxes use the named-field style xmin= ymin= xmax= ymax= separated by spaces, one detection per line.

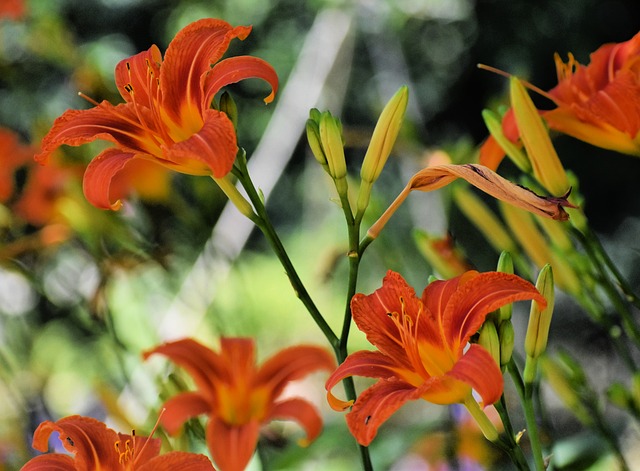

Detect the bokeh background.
xmin=1 ymin=0 xmax=640 ymax=469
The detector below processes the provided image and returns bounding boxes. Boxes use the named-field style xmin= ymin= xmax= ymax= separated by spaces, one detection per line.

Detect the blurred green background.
xmin=1 ymin=0 xmax=640 ymax=469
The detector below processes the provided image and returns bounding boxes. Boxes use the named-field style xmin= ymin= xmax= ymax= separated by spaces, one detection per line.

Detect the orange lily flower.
xmin=143 ymin=338 xmax=336 ymax=471
xmin=36 ymin=18 xmax=278 ymax=210
xmin=20 ymin=415 xmax=215 ymax=470
xmin=325 ymin=270 xmax=545 ymax=446
xmin=0 ymin=128 xmax=35 ymax=203
xmin=480 ymin=31 xmax=640 ymax=168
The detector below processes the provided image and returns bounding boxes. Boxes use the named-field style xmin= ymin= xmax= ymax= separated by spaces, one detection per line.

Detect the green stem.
xmin=232 ymin=163 xmax=373 ymax=470
xmin=572 ymin=227 xmax=640 ymax=347
xmin=233 ymin=167 xmax=339 ymax=348
xmin=507 ymin=359 xmax=545 ymax=471
xmin=494 ymin=397 xmax=531 ymax=470
xmin=464 ymin=396 xmax=530 ymax=470
xmin=579 ymin=226 xmax=640 ymax=311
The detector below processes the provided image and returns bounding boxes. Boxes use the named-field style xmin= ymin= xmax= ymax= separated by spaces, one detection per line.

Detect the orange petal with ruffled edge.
xmin=31 ymin=416 xmax=123 ymax=469
xmin=207 ymin=417 xmax=260 ymax=471
xmin=350 ymin=271 xmax=441 ymax=367
xmin=325 ymin=349 xmax=412 ymax=412
xmin=441 ymin=271 xmax=545 ymax=354
xmin=344 ymin=378 xmax=423 ymax=446
xmin=35 ymin=102 xmax=160 ymax=165
xmin=160 ymin=19 xmax=251 ymax=121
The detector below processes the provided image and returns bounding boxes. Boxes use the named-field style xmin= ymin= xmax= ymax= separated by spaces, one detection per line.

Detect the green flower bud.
xmin=524 ymin=264 xmax=554 ymax=384
xmin=499 ymin=320 xmax=515 ymax=367
xmin=219 ymin=91 xmax=238 ymax=129
xmin=482 ymin=108 xmax=531 ymax=173
xmin=478 ymin=321 xmax=500 ymax=367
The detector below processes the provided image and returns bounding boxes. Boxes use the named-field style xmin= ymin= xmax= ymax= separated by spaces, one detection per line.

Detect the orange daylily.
xmin=143 ymin=338 xmax=336 ymax=471
xmin=326 ymin=270 xmax=545 ymax=446
xmin=480 ymin=30 xmax=640 ymax=168
xmin=36 ymin=18 xmax=278 ymax=210
xmin=20 ymin=415 xmax=215 ymax=470
xmin=0 ymin=128 xmax=35 ymax=203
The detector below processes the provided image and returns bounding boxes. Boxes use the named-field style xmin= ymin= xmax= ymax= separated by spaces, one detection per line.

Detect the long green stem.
xmin=494 ymin=397 xmax=531 ymax=470
xmin=231 ymin=168 xmax=338 ymax=347
xmin=507 ymin=359 xmax=546 ymax=471
xmin=232 ymin=164 xmax=373 ymax=470
xmin=464 ymin=396 xmax=530 ymax=470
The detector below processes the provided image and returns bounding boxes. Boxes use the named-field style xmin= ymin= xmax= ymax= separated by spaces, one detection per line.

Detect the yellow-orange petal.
xmin=543 ymin=106 xmax=640 ymax=156
xmin=163 ymin=109 xmax=237 ymax=178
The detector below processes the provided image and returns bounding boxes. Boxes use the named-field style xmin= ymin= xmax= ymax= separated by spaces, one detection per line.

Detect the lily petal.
xmin=351 ymin=271 xmax=434 ymax=366
xmin=544 ymin=106 xmax=640 ymax=155
xmin=256 ymin=344 xmax=335 ymax=399
xmin=448 ymin=344 xmax=504 ymax=406
xmin=18 ymin=454 xmax=75 ymax=471
xmin=442 ymin=272 xmax=545 ymax=353
xmin=164 ymin=109 xmax=238 ymax=177
xmin=115 ymin=45 xmax=162 ymax=107
xmin=36 ymin=102 xmax=160 ymax=164
xmin=161 ymin=19 xmax=252 ymax=121
xmin=325 ymin=350 xmax=413 ymax=411
xmin=31 ymin=416 xmax=121 ymax=469
xmin=207 ymin=417 xmax=260 ymax=471
xmin=345 ymin=378 xmax=422 ymax=446
xmin=267 ymin=398 xmax=323 ymax=446
xmin=143 ymin=339 xmax=231 ymax=398
xmin=138 ymin=452 xmax=215 ymax=471
xmin=82 ymin=148 xmax=136 ymax=210
xmin=159 ymin=392 xmax=211 ymax=436
xmin=202 ymin=55 xmax=278 ymax=107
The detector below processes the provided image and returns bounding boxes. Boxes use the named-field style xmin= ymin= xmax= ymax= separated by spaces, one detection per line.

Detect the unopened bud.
xmin=510 ymin=77 xmax=570 ymax=196
xmin=496 ymin=252 xmax=514 ymax=322
xmin=499 ymin=320 xmax=515 ymax=367
xmin=524 ymin=265 xmax=554 ymax=384
xmin=357 ymin=86 xmax=408 ymax=213
xmin=219 ymin=91 xmax=238 ymax=128
xmin=478 ymin=322 xmax=501 ymax=367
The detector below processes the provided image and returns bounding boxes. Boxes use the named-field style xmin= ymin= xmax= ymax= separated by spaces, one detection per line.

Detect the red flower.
xmin=36 ymin=18 xmax=278 ymax=210
xmin=20 ymin=415 xmax=215 ymax=470
xmin=143 ymin=338 xmax=336 ymax=471
xmin=480 ymin=31 xmax=640 ymax=168
xmin=326 ymin=270 xmax=545 ymax=446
